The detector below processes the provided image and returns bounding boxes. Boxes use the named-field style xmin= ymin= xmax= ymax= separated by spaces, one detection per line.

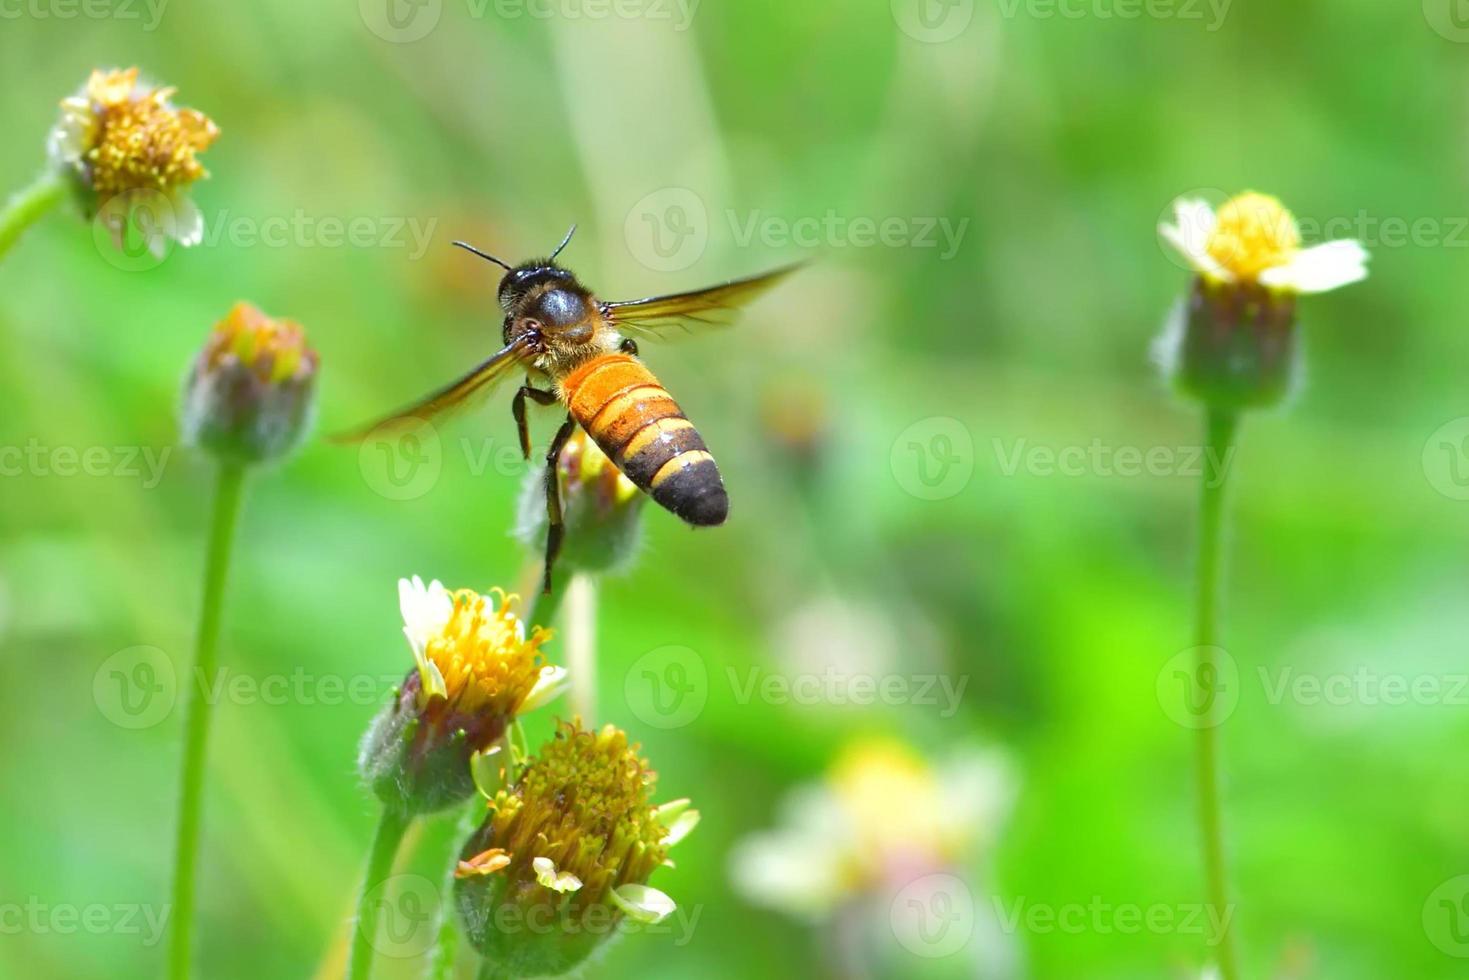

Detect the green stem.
xmin=527 ymin=574 xmax=565 ymax=636
xmin=1193 ymin=408 xmax=1240 ymax=980
xmin=168 ymin=462 xmax=248 ymax=980
xmin=0 ymin=170 xmax=67 ymax=261
xmin=348 ymin=808 xmax=412 ymax=980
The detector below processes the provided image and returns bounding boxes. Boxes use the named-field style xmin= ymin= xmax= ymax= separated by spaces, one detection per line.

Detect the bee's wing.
xmin=602 ymin=263 xmax=803 ymax=341
xmin=332 ymin=338 xmax=532 ymax=443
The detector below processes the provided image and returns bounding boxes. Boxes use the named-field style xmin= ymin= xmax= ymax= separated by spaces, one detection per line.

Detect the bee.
xmin=341 ymin=225 xmax=799 ymax=593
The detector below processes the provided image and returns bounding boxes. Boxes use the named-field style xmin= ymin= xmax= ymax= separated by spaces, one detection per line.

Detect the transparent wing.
xmin=602 ymin=263 xmax=803 ymax=340
xmin=332 ymin=338 xmax=531 ymax=443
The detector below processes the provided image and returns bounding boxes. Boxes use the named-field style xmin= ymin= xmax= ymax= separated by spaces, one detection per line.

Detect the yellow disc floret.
xmin=464 ymin=722 xmax=669 ymax=909
xmin=203 ymin=302 xmax=316 ymax=385
xmin=54 ymin=68 xmax=218 ymax=199
xmin=426 ymin=589 xmax=550 ymax=716
xmin=1205 ymin=192 xmax=1300 ymax=283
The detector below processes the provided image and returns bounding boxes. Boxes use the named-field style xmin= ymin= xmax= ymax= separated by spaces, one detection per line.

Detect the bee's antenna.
xmin=452 ymin=240 xmax=513 ymax=271
xmin=548 ymin=224 xmax=577 ymax=262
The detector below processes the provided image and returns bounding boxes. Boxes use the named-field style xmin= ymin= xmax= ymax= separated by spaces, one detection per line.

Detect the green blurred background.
xmin=3 ymin=1 xmax=1469 ymax=977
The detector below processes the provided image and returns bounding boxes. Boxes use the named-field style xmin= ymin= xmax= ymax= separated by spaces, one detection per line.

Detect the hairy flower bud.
xmin=359 ymin=578 xmax=567 ymax=817
xmin=180 ymin=302 xmax=319 ymax=464
xmin=515 ymin=429 xmax=645 ymax=576
xmin=454 ymin=722 xmax=697 ymax=977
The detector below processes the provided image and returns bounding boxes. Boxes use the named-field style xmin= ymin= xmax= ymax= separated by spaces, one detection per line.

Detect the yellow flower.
xmin=1160 ymin=191 xmax=1367 ymax=294
xmin=48 ymin=67 xmax=218 ymax=250
xmin=358 ymin=578 xmax=567 ymax=816
xmin=454 ymin=722 xmax=697 ymax=975
xmin=731 ymin=736 xmax=1012 ymax=918
xmin=397 ymin=576 xmax=566 ymax=717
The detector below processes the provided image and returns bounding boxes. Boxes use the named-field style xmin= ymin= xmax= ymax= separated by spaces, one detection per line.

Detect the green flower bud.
xmin=358 ymin=577 xmax=568 ymax=818
xmin=515 ymin=429 xmax=645 ymax=576
xmin=179 ymin=302 xmax=318 ymax=464
xmin=454 ymin=722 xmax=697 ymax=977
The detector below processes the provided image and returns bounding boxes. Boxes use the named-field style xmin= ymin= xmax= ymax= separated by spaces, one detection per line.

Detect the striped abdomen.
xmin=559 ymin=353 xmax=728 ymax=526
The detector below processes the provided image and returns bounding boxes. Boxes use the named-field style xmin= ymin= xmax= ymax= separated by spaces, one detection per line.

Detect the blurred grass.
xmin=2 ymin=1 xmax=1469 ymax=978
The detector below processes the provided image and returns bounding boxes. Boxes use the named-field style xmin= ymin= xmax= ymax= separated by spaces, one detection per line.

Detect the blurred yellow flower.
xmin=1160 ymin=192 xmax=1367 ymax=294
xmin=48 ymin=67 xmax=218 ymax=251
xmin=730 ymin=736 xmax=1013 ymax=918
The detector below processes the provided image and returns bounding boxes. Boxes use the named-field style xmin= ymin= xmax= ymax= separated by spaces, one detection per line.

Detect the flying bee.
xmin=340 ymin=225 xmax=799 ymax=593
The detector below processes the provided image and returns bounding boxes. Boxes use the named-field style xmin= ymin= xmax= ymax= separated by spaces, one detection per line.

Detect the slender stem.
xmin=347 ymin=808 xmax=412 ymax=980
xmin=1192 ymin=408 xmax=1240 ymax=980
xmin=565 ymin=574 xmax=597 ymax=721
xmin=0 ymin=170 xmax=67 ymax=260
xmin=527 ymin=575 xmax=565 ymax=636
xmin=168 ymin=462 xmax=248 ymax=980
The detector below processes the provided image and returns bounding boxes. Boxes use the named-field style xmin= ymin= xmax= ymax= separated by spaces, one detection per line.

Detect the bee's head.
xmin=452 ymin=227 xmax=593 ymax=345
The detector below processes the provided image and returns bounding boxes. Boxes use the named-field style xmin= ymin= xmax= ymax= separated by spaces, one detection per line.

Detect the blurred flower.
xmin=454 ymin=721 xmax=695 ymax=977
xmin=731 ymin=736 xmax=1013 ymax=919
xmin=48 ymin=67 xmax=218 ymax=254
xmin=1156 ymin=192 xmax=1368 ymax=413
xmin=1160 ymin=192 xmax=1367 ymax=294
xmin=180 ymin=302 xmax=319 ymax=464
xmin=515 ymin=428 xmax=645 ymax=577
xmin=359 ymin=577 xmax=566 ymax=816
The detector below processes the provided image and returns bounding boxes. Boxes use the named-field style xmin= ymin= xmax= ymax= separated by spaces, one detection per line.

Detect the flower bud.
xmin=47 ymin=67 xmax=219 ymax=254
xmin=359 ymin=578 xmax=568 ymax=817
xmin=180 ymin=302 xmax=319 ymax=464
xmin=1159 ymin=279 xmax=1299 ymax=412
xmin=515 ymin=429 xmax=645 ymax=576
xmin=454 ymin=722 xmax=697 ymax=977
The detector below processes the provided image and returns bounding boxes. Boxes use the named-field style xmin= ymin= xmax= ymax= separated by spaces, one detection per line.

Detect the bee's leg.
xmin=619 ymin=338 xmax=639 ymax=356
xmin=512 ymin=385 xmax=559 ymax=460
xmin=541 ymin=414 xmax=576 ymax=595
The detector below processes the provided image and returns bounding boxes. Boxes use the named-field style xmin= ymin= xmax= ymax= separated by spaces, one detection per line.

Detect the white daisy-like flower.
xmin=730 ymin=737 xmax=1015 ymax=919
xmin=1160 ymin=192 xmax=1367 ymax=294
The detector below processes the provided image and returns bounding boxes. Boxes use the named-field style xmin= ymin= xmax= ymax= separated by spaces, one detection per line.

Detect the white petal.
xmin=170 ymin=195 xmax=204 ymax=248
xmin=610 ymin=883 xmax=675 ymax=923
xmin=532 ymin=856 xmax=582 ymax=893
xmin=662 ymin=808 xmax=700 ymax=847
xmin=1159 ymin=198 xmax=1231 ymax=280
xmin=398 ymin=576 xmax=451 ymax=657
xmin=519 ymin=665 xmax=569 ymax=712
xmin=1258 ymin=239 xmax=1368 ymax=294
